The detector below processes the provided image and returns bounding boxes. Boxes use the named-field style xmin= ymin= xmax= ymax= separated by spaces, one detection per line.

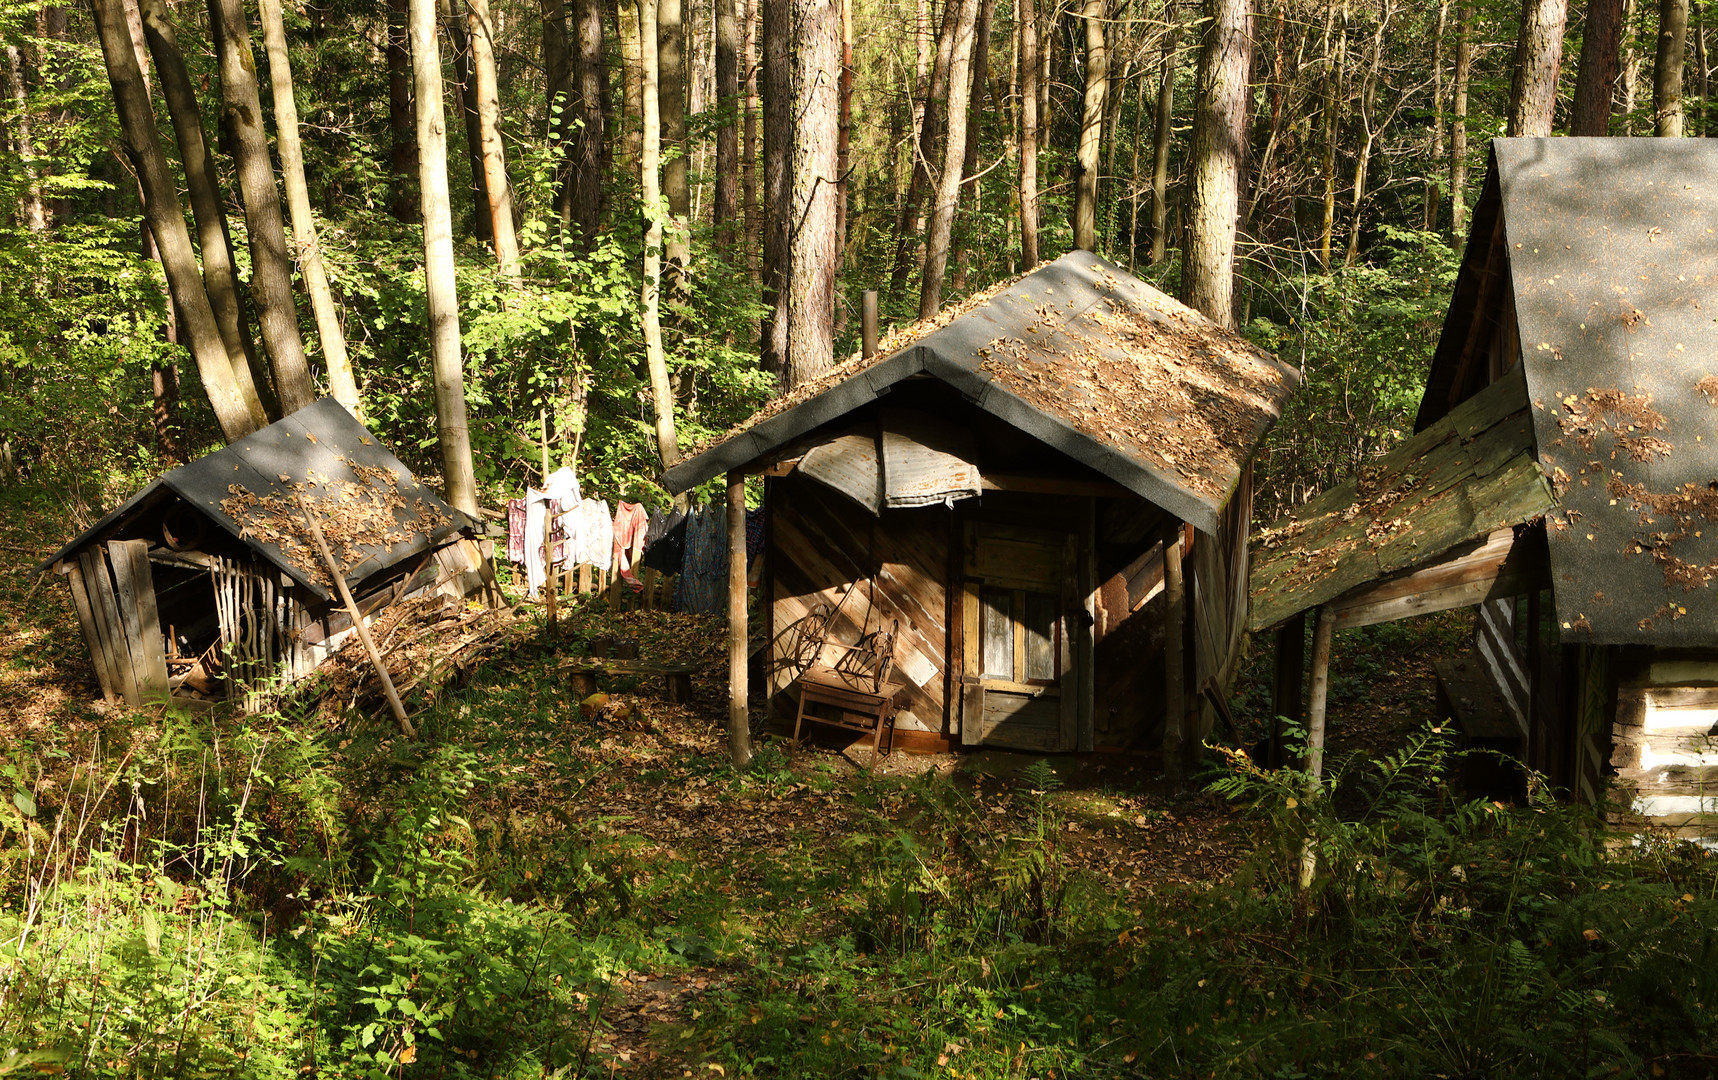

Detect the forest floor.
xmin=5 ymin=482 xmax=1716 ymax=1079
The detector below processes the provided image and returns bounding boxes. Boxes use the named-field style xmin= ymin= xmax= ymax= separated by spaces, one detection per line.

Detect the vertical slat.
xmin=81 ymin=548 xmax=141 ymax=706
xmin=1074 ymin=503 xmax=1095 ymax=752
xmin=108 ymin=540 xmax=169 ymax=702
xmin=961 ymin=578 xmax=983 ymax=744
xmin=65 ymin=558 xmax=120 ymax=704
xmin=1162 ymin=525 xmax=1187 ymax=779
xmin=727 ymin=470 xmax=753 ymax=766
xmin=1010 ymin=588 xmax=1027 ymax=682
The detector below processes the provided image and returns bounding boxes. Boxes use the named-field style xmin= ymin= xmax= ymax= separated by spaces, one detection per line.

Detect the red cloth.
xmin=613 ymin=501 xmax=650 ymax=587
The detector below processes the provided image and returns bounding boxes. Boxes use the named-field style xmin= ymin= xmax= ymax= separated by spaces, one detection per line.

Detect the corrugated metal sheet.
xmin=799 ymin=428 xmax=883 ymax=514
xmin=880 ymin=408 xmax=981 ymax=508
xmin=40 ymin=399 xmax=474 ymax=601
xmin=662 ymin=251 xmax=1300 ymax=534
xmin=1421 ymin=138 xmax=1718 ymax=645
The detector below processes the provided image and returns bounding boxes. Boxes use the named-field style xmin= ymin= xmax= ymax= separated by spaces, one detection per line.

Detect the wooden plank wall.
xmin=1609 ymin=651 xmax=1718 ymax=841
xmin=1093 ymin=535 xmax=1167 ymax=749
xmin=1192 ymin=467 xmax=1253 ymax=746
xmin=1474 ymin=596 xmax=1530 ymax=739
xmin=769 ymin=475 xmax=950 ymax=735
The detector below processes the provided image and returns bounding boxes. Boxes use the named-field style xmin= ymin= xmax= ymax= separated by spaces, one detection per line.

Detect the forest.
xmin=5 ymin=0 xmax=1718 ymax=1075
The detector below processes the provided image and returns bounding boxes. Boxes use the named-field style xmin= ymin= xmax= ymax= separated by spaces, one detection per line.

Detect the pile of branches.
xmin=301 ymin=594 xmax=523 ymax=721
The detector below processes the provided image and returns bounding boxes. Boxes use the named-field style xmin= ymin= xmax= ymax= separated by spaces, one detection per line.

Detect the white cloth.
xmin=523 ymin=468 xmax=581 ymax=599
xmin=580 ymin=499 xmax=613 ymax=570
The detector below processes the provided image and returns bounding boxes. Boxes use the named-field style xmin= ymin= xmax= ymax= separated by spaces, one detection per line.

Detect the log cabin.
xmin=1250 ymin=138 xmax=1718 ymax=841
xmin=39 ymin=399 xmax=494 ymax=708
xmin=663 ymin=251 xmax=1300 ymax=756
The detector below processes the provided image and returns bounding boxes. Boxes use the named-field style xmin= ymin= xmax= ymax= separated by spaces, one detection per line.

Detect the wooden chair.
xmin=792 ymin=615 xmax=902 ymax=764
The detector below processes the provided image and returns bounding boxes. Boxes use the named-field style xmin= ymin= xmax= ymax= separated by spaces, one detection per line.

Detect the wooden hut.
xmin=663 ymin=251 xmax=1299 ymax=755
xmin=40 ymin=399 xmax=493 ymax=707
xmin=1250 ymin=138 xmax=1718 ymax=839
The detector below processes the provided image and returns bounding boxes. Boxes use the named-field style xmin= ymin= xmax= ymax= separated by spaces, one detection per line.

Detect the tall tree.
xmin=567 ymin=0 xmax=605 ymax=243
xmin=1019 ymin=0 xmax=1040 ymax=266
xmin=1450 ymin=0 xmax=1472 ymax=233
xmin=208 ymin=0 xmax=315 ymax=415
xmin=386 ymin=0 xmax=418 ymax=221
xmin=1654 ymin=0 xmax=1688 ymax=134
xmin=888 ymin=0 xmax=957 ymax=297
xmin=90 ymin=0 xmax=263 ymax=440
xmin=1572 ymin=0 xmax=1625 ymax=133
xmin=541 ymin=0 xmax=572 ymax=224
xmin=409 ymin=0 xmax=479 ymax=514
xmin=1508 ymin=0 xmax=1568 ymax=135
xmin=640 ymin=0 xmax=682 ymax=465
xmin=760 ymin=0 xmax=790 ymax=375
xmin=714 ymin=0 xmax=740 ymax=252
xmin=660 ymin=0 xmax=691 ymax=289
xmin=789 ymin=0 xmax=841 ymax=376
xmin=137 ymin=0 xmax=267 ymax=417
xmin=1150 ymin=5 xmax=1178 ymax=263
xmin=1317 ymin=1 xmax=1348 ymax=270
xmin=258 ymin=0 xmax=361 ymax=415
xmin=1185 ymin=0 xmax=1253 ymax=330
xmin=468 ymin=0 xmax=521 ymax=273
xmin=441 ymin=0 xmax=493 ymax=243
xmin=919 ymin=0 xmax=980 ymax=318
xmin=1343 ymin=2 xmax=1392 ymax=267
xmin=4 ymin=46 xmax=45 ymax=231
xmin=1072 ymin=0 xmax=1107 ymax=251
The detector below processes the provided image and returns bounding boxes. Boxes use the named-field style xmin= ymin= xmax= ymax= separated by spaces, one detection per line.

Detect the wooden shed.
xmin=1251 ymin=138 xmax=1718 ymax=840
xmin=663 ymin=251 xmax=1299 ymax=755
xmin=39 ymin=399 xmax=493 ymax=707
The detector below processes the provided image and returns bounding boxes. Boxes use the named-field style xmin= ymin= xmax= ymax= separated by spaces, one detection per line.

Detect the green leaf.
xmin=141 ymin=908 xmax=161 ymax=956
xmin=11 ymin=790 xmax=34 ymax=818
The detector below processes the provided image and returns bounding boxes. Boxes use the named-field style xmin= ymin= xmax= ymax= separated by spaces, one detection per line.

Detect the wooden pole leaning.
xmin=540 ymin=411 xmax=558 ymax=632
xmin=1297 ymin=603 xmax=1337 ymax=891
xmin=296 ymin=493 xmax=416 ymax=739
xmin=726 ymin=470 xmax=753 ymax=767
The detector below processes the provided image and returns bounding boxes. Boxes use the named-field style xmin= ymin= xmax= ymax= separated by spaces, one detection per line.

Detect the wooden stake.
xmin=727 ymin=470 xmax=753 ymax=767
xmin=1298 ymin=603 xmax=1336 ymax=890
xmin=540 ymin=410 xmax=558 ymax=631
xmin=1162 ymin=524 xmax=1186 ymax=781
xmin=295 ymin=493 xmax=416 ymax=739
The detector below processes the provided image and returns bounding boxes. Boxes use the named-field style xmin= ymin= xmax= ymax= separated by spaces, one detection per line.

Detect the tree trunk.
xmin=888 ymin=0 xmax=959 ymax=297
xmin=258 ymin=0 xmax=360 ymax=416
xmin=410 ymin=0 xmax=479 ymax=514
xmin=441 ymin=0 xmax=493 ymax=242
xmin=920 ymin=0 xmax=980 ymax=318
xmin=542 ymin=0 xmax=572 ymax=224
xmin=788 ymin=0 xmax=841 ymax=380
xmin=90 ymin=0 xmax=262 ymax=441
xmin=1318 ymin=1 xmax=1346 ymax=270
xmin=660 ymin=0 xmax=691 ymax=291
xmin=1572 ymin=0 xmax=1624 ymax=133
xmin=714 ymin=0 xmax=740 ymax=252
xmin=1342 ymin=4 xmax=1389 ymax=268
xmin=208 ymin=0 xmax=315 ymax=415
xmin=3 ymin=47 xmax=44 ymax=231
xmin=1072 ymin=0 xmax=1106 ymax=251
xmin=743 ymin=0 xmax=760 ymax=278
xmin=760 ymin=0 xmax=790 ymax=377
xmin=1508 ymin=0 xmax=1568 ymax=136
xmin=1622 ymin=0 xmax=1640 ymax=132
xmin=1129 ymin=56 xmax=1146 ymax=265
xmin=568 ymin=0 xmax=605 ymax=243
xmin=387 ymin=0 xmax=418 ymax=221
xmin=1694 ymin=0 xmax=1707 ymax=134
xmin=1150 ymin=5 xmax=1178 ymax=263
xmin=1020 ymin=0 xmax=1040 ymax=266
xmin=837 ymin=0 xmax=855 ymax=269
xmin=1450 ymin=0 xmax=1471 ymax=234
xmin=137 ymin=0 xmax=268 ymax=419
xmin=1426 ymin=0 xmax=1447 ymax=229
xmin=1185 ymin=0 xmax=1252 ymax=330
xmin=1655 ymin=0 xmax=1688 ymax=133
xmin=640 ymin=0 xmax=682 ymax=465
xmin=467 ymin=0 xmax=521 ymax=273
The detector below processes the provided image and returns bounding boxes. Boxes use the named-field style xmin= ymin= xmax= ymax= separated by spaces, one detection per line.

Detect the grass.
xmin=4 ymin=482 xmax=1718 ymax=1078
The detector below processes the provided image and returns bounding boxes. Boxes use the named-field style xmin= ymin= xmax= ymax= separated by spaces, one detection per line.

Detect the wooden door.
xmin=960 ymin=523 xmax=1078 ymax=751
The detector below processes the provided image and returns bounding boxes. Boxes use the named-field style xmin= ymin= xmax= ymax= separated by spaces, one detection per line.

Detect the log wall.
xmin=1608 ymin=650 xmax=1718 ymax=842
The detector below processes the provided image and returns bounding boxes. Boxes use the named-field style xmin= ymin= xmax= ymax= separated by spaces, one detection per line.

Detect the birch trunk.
xmin=90 ymin=0 xmax=262 ymax=441
xmin=1072 ymin=0 xmax=1107 ymax=251
xmin=409 ymin=0 xmax=480 ymax=514
xmin=208 ymin=0 xmax=315 ymax=415
xmin=1185 ymin=0 xmax=1252 ymax=329
xmin=640 ymin=0 xmax=681 ymax=466
xmin=258 ymin=0 xmax=360 ymax=415
xmin=919 ymin=0 xmax=980 ymax=318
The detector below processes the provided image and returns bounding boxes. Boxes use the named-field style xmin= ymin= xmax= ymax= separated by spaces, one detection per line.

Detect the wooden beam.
xmin=1327 ymin=526 xmax=1549 ymax=630
xmin=1445 ymin=213 xmax=1508 ymax=410
xmin=1162 ymin=524 xmax=1186 ymax=780
xmin=80 ymin=548 xmax=140 ymax=706
xmin=1298 ymin=604 xmax=1336 ymax=891
xmin=727 ymin=469 xmax=753 ymax=767
xmin=64 ymin=557 xmax=120 ymax=704
xmin=108 ymin=540 xmax=169 ymax=702
xmin=981 ymin=473 xmax=1133 ymax=498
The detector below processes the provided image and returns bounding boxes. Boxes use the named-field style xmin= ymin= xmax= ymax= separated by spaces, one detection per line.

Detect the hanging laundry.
xmin=641 ymin=509 xmax=687 ymax=575
xmin=523 ymin=467 xmax=581 ymax=599
xmin=745 ymin=507 xmax=765 ymax=564
xmin=675 ymin=507 xmax=728 ymax=614
xmin=613 ymin=501 xmax=650 ymax=588
xmin=579 ymin=499 xmax=613 ymax=570
xmin=506 ymin=498 xmax=527 ymax=563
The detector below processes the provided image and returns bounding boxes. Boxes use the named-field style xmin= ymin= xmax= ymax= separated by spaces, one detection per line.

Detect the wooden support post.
xmin=1298 ymin=603 xmax=1336 ymax=891
xmin=542 ymin=501 xmax=559 ymax=632
xmin=1162 ymin=524 xmax=1187 ymax=780
xmin=1270 ymin=609 xmax=1307 ymax=769
xmin=727 ymin=469 xmax=753 ymax=767
xmin=81 ymin=548 xmax=141 ymax=706
xmin=296 ymin=494 xmax=416 ymax=739
xmin=643 ymin=566 xmax=659 ymax=610
xmin=862 ymin=290 xmax=879 ymax=358
xmin=64 ymin=557 xmax=120 ymax=704
xmin=108 ymin=539 xmax=169 ymax=702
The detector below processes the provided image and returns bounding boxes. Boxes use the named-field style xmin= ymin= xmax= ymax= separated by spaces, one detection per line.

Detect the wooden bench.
xmin=561 ymin=659 xmax=701 ymax=702
xmin=792 ymin=610 xmax=902 ymax=765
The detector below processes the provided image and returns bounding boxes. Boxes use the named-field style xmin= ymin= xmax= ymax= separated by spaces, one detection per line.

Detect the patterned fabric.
xmin=505 ymin=499 xmax=526 ymax=563
xmin=579 ymin=500 xmax=613 ymax=570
